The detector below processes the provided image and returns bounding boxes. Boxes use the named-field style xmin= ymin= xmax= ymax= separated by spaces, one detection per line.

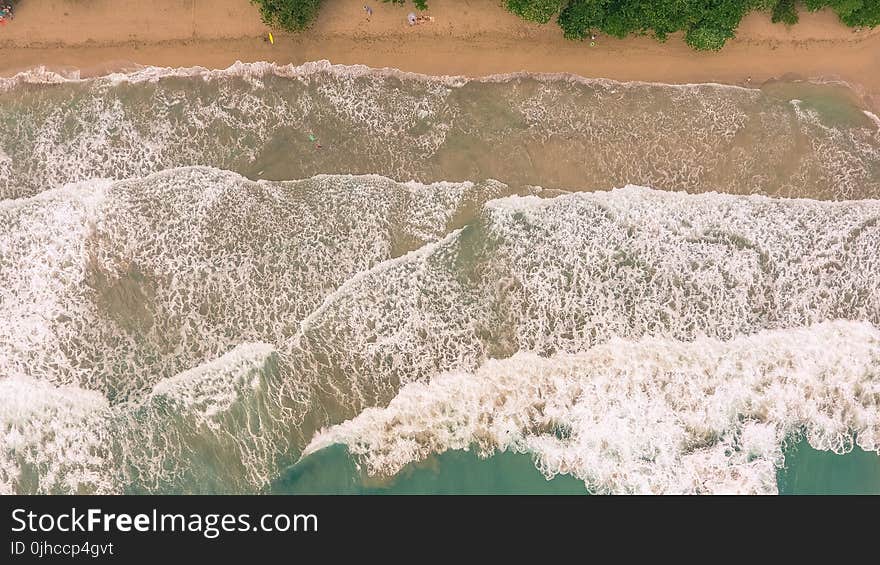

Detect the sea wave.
xmin=0 ymin=60 xmax=761 ymax=91
xmin=0 ymin=342 xmax=286 ymax=494
xmin=0 ymin=374 xmax=112 ymax=495
xmin=303 ymin=321 xmax=880 ymax=495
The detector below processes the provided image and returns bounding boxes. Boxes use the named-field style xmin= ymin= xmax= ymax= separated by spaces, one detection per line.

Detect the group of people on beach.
xmin=362 ymin=5 xmax=434 ymax=26
xmin=0 ymin=2 xmax=15 ymax=25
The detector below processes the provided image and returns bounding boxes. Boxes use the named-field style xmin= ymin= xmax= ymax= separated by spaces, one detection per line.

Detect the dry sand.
xmin=1 ymin=0 xmax=879 ymax=108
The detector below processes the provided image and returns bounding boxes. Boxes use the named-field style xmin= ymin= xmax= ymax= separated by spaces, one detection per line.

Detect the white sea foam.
xmin=116 ymin=342 xmax=289 ymax=493
xmin=148 ymin=342 xmax=275 ymax=419
xmin=0 ymin=180 xmax=111 ymax=382
xmin=0 ymin=65 xmax=82 ymax=91
xmin=0 ymin=168 xmax=500 ymax=400
xmin=479 ymin=186 xmax=880 ymax=354
xmin=1 ymin=63 xmax=466 ymax=198
xmin=3 ymin=59 xmax=880 ymax=495
xmin=0 ymin=341 xmax=290 ymax=494
xmin=0 ymin=60 xmax=763 ymax=91
xmin=0 ymin=376 xmax=114 ymax=495
xmin=304 ymin=321 xmax=880 ymax=495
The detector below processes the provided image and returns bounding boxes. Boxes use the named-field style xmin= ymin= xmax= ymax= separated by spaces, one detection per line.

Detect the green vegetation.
xmin=250 ymin=0 xmax=878 ymax=51
xmin=250 ymin=0 xmax=428 ymax=32
xmin=507 ymin=0 xmax=566 ymax=23
xmin=383 ymin=0 xmax=429 ymax=10
xmin=805 ymin=0 xmax=880 ymax=27
xmin=526 ymin=0 xmax=879 ymax=50
xmin=250 ymin=0 xmax=323 ymax=31
xmin=555 ymin=0 xmax=763 ymax=49
xmin=772 ymin=0 xmax=799 ymax=25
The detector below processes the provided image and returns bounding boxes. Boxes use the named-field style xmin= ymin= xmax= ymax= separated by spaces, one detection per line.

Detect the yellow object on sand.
xmin=269 ymin=33 xmax=275 ymax=45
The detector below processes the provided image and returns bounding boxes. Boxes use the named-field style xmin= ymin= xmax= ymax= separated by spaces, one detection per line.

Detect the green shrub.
xmin=772 ymin=0 xmax=800 ymax=25
xmin=559 ymin=0 xmax=749 ymax=50
xmin=507 ymin=0 xmax=566 ymax=23
xmin=805 ymin=0 xmax=880 ymax=27
xmin=685 ymin=24 xmax=735 ymax=51
xmin=383 ymin=0 xmax=429 ymax=10
xmin=558 ymin=0 xmax=607 ymax=40
xmin=251 ymin=0 xmax=323 ymax=31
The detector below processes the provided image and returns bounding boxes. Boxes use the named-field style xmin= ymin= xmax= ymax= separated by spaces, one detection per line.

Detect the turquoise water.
xmin=779 ymin=441 xmax=880 ymax=495
xmin=273 ymin=441 xmax=880 ymax=495
xmin=272 ymin=444 xmax=589 ymax=495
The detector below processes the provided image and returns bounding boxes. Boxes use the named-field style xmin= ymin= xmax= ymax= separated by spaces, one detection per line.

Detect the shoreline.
xmin=1 ymin=0 xmax=879 ymax=110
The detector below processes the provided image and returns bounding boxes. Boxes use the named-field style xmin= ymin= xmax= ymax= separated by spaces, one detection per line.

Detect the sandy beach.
xmin=1 ymin=0 xmax=879 ymax=107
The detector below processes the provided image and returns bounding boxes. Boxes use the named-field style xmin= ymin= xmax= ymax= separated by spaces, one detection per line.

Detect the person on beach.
xmin=363 ymin=5 xmax=372 ymax=18
xmin=408 ymin=13 xmax=434 ymax=26
xmin=0 ymin=2 xmax=12 ymax=24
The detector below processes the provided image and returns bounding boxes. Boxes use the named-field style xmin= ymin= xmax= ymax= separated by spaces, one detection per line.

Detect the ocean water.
xmin=1 ymin=61 xmax=879 ymax=495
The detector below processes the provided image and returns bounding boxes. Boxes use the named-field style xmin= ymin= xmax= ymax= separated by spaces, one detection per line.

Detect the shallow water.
xmin=2 ymin=63 xmax=879 ymax=201
xmin=272 ymin=444 xmax=589 ymax=495
xmin=271 ymin=442 xmax=880 ymax=495
xmin=779 ymin=441 xmax=880 ymax=495
xmin=1 ymin=62 xmax=879 ymax=495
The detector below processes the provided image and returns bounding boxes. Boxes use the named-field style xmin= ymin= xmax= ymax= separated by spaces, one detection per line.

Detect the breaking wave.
xmin=304 ymin=321 xmax=880 ymax=495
